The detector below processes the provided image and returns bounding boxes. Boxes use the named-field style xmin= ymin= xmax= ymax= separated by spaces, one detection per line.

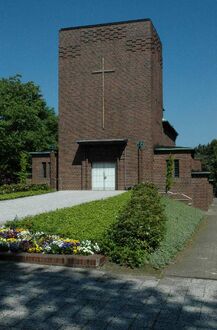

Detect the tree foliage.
xmin=0 ymin=75 xmax=58 ymax=184
xmin=195 ymin=139 xmax=217 ymax=196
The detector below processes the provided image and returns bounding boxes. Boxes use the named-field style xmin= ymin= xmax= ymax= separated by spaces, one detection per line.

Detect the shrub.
xmin=101 ymin=183 xmax=167 ymax=267
xmin=0 ymin=183 xmax=49 ymax=195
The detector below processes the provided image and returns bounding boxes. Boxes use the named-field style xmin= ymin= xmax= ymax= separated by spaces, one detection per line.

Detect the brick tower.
xmin=58 ymin=19 xmax=165 ymax=190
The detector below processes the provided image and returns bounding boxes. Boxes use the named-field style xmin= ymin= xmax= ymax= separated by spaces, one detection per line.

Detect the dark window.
xmin=166 ymin=159 xmax=180 ymax=178
xmin=42 ymin=162 xmax=47 ymax=178
xmin=174 ymin=159 xmax=180 ymax=177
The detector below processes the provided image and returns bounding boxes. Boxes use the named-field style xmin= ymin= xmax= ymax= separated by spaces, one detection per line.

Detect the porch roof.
xmin=154 ymin=146 xmax=194 ymax=154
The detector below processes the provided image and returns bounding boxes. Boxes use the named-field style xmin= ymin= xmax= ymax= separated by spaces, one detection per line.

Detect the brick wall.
xmin=192 ymin=178 xmax=213 ymax=210
xmin=192 ymin=159 xmax=202 ymax=171
xmin=31 ymin=153 xmax=57 ymax=189
xmin=153 ymin=152 xmax=193 ymax=193
xmin=153 ymin=152 xmax=213 ymax=210
xmin=58 ymin=19 xmax=165 ymax=190
xmin=32 ymin=155 xmax=51 ymax=186
xmin=162 ymin=133 xmax=176 ymax=147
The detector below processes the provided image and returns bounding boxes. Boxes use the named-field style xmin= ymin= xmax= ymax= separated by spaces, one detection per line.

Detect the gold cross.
xmin=92 ymin=57 xmax=115 ymax=129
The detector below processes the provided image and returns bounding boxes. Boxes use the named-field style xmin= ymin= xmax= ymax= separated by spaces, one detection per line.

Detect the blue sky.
xmin=0 ymin=0 xmax=216 ymax=147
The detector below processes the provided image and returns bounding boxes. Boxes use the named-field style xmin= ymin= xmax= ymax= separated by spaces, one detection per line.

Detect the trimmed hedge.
xmin=0 ymin=183 xmax=49 ymax=195
xmin=101 ymin=183 xmax=167 ymax=268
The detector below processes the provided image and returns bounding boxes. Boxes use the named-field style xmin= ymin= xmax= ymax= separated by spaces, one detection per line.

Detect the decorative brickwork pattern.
xmin=80 ymin=26 xmax=126 ymax=43
xmin=59 ymin=44 xmax=81 ymax=59
xmin=125 ymin=38 xmax=148 ymax=52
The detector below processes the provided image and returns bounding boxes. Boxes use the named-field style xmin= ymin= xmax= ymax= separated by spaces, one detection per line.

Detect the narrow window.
xmin=42 ymin=162 xmax=47 ymax=178
xmin=166 ymin=159 xmax=180 ymax=178
xmin=174 ymin=159 xmax=180 ymax=178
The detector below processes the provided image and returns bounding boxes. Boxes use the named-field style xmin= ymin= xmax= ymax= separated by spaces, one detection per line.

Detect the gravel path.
xmin=0 ymin=190 xmax=124 ymax=224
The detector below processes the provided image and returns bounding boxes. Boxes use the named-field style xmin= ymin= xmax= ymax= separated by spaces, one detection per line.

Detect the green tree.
xmin=195 ymin=139 xmax=217 ymax=196
xmin=17 ymin=152 xmax=29 ymax=184
xmin=0 ymin=75 xmax=58 ymax=184
xmin=166 ymin=154 xmax=174 ymax=193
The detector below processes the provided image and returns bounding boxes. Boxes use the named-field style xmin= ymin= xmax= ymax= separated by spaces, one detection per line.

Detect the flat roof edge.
xmin=155 ymin=147 xmax=194 ymax=152
xmin=60 ymin=18 xmax=151 ymax=32
xmin=29 ymin=151 xmax=54 ymax=155
xmin=76 ymin=138 xmax=128 ymax=144
xmin=192 ymin=171 xmax=211 ymax=175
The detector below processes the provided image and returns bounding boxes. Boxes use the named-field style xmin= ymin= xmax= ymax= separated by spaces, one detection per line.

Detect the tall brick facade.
xmin=58 ymin=19 xmax=166 ymax=190
xmin=32 ymin=18 xmax=213 ymax=210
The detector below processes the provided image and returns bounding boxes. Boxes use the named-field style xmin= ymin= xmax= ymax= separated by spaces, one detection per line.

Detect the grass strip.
xmin=148 ymin=197 xmax=203 ymax=268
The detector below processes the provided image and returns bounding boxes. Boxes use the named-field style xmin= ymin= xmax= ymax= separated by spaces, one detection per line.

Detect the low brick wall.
xmin=0 ymin=252 xmax=106 ymax=268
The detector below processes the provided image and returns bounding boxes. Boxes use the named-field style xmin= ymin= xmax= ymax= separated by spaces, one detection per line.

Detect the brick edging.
xmin=0 ymin=252 xmax=106 ymax=268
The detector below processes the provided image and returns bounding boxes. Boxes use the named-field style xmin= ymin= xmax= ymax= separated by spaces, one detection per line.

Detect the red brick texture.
xmin=31 ymin=152 xmax=58 ymax=189
xmin=153 ymin=152 xmax=213 ymax=210
xmin=162 ymin=133 xmax=176 ymax=147
xmin=0 ymin=252 xmax=106 ymax=268
xmin=192 ymin=159 xmax=202 ymax=171
xmin=58 ymin=19 xmax=165 ymax=190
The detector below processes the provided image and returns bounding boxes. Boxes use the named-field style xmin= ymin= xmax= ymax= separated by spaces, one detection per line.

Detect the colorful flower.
xmin=0 ymin=227 xmax=100 ymax=256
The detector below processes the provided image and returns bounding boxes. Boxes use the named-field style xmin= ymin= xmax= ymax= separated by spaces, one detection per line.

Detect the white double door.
xmin=92 ymin=162 xmax=116 ymax=190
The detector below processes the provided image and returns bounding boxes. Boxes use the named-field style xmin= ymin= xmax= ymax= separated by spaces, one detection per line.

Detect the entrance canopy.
xmin=76 ymin=139 xmax=128 ymax=145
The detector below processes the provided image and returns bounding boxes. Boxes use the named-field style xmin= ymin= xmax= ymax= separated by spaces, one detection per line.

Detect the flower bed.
xmin=0 ymin=227 xmax=105 ymax=268
xmin=0 ymin=227 xmax=100 ymax=256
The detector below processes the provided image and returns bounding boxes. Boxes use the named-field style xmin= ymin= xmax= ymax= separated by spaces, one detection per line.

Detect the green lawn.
xmin=0 ymin=190 xmax=53 ymax=201
xmin=7 ymin=192 xmax=131 ymax=241
xmin=7 ymin=192 xmax=204 ymax=268
xmin=148 ymin=197 xmax=203 ymax=268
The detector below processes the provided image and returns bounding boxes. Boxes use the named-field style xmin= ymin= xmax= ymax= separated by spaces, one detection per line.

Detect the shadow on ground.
xmin=0 ymin=261 xmax=216 ymax=329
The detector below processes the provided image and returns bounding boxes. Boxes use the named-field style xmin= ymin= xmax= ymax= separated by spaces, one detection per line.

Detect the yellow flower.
xmin=64 ymin=239 xmax=80 ymax=244
xmin=7 ymin=238 xmax=17 ymax=242
xmin=16 ymin=228 xmax=26 ymax=232
xmin=27 ymin=248 xmax=35 ymax=253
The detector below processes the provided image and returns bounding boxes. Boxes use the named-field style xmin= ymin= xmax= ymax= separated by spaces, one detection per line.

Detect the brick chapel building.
xmin=31 ymin=18 xmax=213 ymax=210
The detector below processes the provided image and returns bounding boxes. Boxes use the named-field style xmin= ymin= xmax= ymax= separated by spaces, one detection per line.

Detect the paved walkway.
xmin=0 ymin=198 xmax=216 ymax=328
xmin=0 ymin=190 xmax=124 ymax=224
xmin=165 ymin=199 xmax=217 ymax=280
xmin=0 ymin=261 xmax=216 ymax=329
